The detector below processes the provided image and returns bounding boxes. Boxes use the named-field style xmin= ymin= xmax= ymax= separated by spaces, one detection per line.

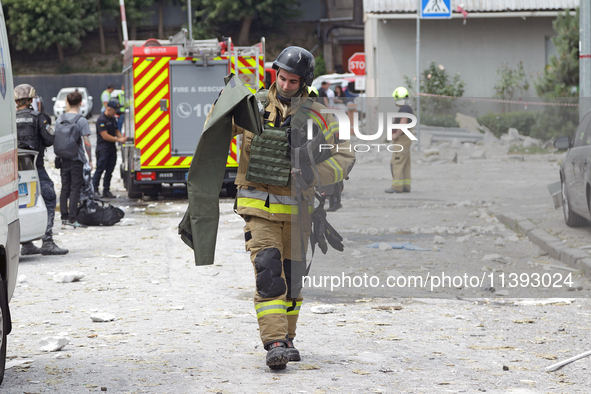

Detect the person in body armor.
xmin=385 ymin=87 xmax=414 ymax=194
xmin=229 ymin=47 xmax=355 ymax=369
xmin=15 ymin=84 xmax=68 ymax=255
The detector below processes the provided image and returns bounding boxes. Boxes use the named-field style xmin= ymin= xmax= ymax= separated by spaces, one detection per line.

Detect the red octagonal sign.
xmin=348 ymin=52 xmax=365 ymax=76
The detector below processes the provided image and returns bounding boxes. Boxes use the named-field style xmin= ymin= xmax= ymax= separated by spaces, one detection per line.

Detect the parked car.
xmin=18 ymin=149 xmax=47 ymax=243
xmin=312 ymin=73 xmax=356 ymax=92
xmin=52 ymin=87 xmax=93 ymax=119
xmin=554 ymin=115 xmax=591 ymax=227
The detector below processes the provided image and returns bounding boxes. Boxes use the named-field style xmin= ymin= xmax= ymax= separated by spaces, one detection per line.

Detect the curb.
xmin=493 ymin=211 xmax=591 ymax=277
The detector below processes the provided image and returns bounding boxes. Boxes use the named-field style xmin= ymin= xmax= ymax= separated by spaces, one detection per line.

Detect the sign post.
xmin=348 ymin=52 xmax=365 ymax=91
xmin=420 ymin=0 xmax=451 ymax=19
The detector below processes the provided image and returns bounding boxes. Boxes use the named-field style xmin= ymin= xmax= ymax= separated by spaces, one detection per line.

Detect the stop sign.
xmin=348 ymin=52 xmax=365 ymax=75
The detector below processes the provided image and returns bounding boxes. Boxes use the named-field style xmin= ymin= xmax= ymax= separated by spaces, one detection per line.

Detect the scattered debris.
xmin=433 ymin=236 xmax=445 ymax=245
xmin=53 ymin=272 xmax=85 ymax=283
xmin=90 ymin=313 xmax=116 ymax=322
xmin=17 ymin=274 xmax=28 ymax=284
xmin=513 ymin=299 xmax=575 ymax=306
xmin=5 ymin=359 xmax=34 ymax=369
xmin=378 ymin=242 xmax=392 ymax=251
xmin=469 ymin=149 xmax=486 ymax=160
xmin=310 ymin=305 xmax=336 ymax=314
xmin=371 ymin=305 xmax=403 ymax=311
xmin=39 ymin=336 xmax=70 ymax=352
xmin=366 ymin=242 xmax=432 ymax=251
xmin=546 ymin=349 xmax=591 ymax=372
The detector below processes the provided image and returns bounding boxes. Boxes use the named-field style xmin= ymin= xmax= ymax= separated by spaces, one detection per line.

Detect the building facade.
xmin=364 ymin=0 xmax=579 ymax=97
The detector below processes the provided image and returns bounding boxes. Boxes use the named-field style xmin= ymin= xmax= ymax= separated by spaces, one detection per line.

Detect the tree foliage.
xmin=535 ymin=7 xmax=579 ymax=97
xmin=4 ymin=0 xmax=97 ymax=59
xmin=494 ymin=61 xmax=530 ymax=100
xmin=404 ymin=61 xmax=465 ymax=115
xmin=192 ymin=0 xmax=300 ymax=44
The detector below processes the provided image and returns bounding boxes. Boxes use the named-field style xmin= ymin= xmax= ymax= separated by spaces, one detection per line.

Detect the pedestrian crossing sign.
xmin=420 ymin=0 xmax=451 ymax=19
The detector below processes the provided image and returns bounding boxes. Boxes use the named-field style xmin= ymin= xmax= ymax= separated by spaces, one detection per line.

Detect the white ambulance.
xmin=0 ymin=2 xmax=21 ymax=385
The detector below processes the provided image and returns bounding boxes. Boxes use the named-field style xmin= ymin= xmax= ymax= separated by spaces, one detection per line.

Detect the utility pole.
xmin=188 ymin=0 xmax=193 ymax=40
xmin=581 ymin=0 xmax=591 ymax=120
xmin=416 ymin=0 xmax=421 ymax=150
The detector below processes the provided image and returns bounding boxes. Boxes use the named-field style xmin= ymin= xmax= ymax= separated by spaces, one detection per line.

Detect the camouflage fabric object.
xmin=14 ymin=84 xmax=36 ymax=100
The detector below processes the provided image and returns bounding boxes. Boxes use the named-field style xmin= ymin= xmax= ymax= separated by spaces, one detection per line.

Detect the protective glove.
xmin=310 ymin=204 xmax=344 ymax=254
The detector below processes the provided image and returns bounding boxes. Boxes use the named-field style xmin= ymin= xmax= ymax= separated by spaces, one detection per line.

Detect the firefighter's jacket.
xmin=180 ymin=76 xmax=354 ymax=266
xmin=234 ymin=83 xmax=355 ymax=222
xmin=179 ymin=74 xmax=262 ymax=266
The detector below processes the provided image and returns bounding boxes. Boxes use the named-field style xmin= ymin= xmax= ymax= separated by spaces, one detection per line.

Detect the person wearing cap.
xmin=385 ymin=87 xmax=414 ymax=194
xmin=93 ymin=99 xmax=126 ymax=199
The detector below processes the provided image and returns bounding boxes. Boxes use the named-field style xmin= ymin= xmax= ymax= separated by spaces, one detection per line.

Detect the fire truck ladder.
xmin=170 ymin=28 xmax=222 ymax=63
xmin=228 ymin=37 xmax=265 ymax=91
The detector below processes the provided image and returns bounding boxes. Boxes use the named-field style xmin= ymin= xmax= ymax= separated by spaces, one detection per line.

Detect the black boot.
xmin=21 ymin=242 xmax=41 ymax=255
xmin=40 ymin=240 xmax=69 ymax=255
xmin=265 ymin=341 xmax=289 ymax=370
xmin=286 ymin=338 xmax=301 ymax=362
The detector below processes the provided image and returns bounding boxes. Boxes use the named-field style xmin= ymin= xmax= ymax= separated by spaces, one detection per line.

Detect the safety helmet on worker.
xmin=14 ymin=84 xmax=36 ymax=100
xmin=392 ymin=87 xmax=409 ymax=99
xmin=272 ymin=46 xmax=315 ymax=86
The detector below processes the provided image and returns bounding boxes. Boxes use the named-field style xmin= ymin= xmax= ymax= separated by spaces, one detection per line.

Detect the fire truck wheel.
xmin=127 ymin=173 xmax=142 ymax=199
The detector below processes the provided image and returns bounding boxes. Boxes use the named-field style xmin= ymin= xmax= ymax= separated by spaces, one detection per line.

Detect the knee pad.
xmin=254 ymin=248 xmax=286 ymax=298
xmin=283 ymin=259 xmax=306 ymax=299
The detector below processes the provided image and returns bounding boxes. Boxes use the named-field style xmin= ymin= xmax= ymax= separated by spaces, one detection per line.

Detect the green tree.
xmin=535 ymin=7 xmax=579 ymax=97
xmin=532 ymin=8 xmax=579 ymax=141
xmin=192 ymin=0 xmax=300 ymax=45
xmin=404 ymin=61 xmax=465 ymax=115
xmin=4 ymin=0 xmax=97 ymax=63
xmin=494 ymin=62 xmax=530 ymax=100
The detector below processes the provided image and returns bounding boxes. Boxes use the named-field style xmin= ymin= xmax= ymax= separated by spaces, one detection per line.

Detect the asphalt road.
xmin=2 ymin=138 xmax=591 ymax=393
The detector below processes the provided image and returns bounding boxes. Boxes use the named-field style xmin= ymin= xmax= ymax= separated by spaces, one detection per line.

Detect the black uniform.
xmin=92 ymin=113 xmax=118 ymax=194
xmin=16 ymin=107 xmax=56 ymax=242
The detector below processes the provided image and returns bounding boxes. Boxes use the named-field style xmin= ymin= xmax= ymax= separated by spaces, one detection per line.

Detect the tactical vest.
xmin=245 ymin=92 xmax=318 ymax=186
xmin=16 ymin=109 xmax=39 ymax=151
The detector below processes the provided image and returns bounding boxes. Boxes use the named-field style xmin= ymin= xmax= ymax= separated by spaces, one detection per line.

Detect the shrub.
xmin=420 ymin=114 xmax=459 ymax=128
xmin=477 ymin=111 xmax=538 ymax=137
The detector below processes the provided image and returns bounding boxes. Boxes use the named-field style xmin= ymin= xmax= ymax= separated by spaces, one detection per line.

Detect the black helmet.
xmin=272 ymin=46 xmax=315 ymax=86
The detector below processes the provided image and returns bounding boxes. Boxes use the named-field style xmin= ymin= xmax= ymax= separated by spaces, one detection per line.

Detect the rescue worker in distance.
xmin=230 ymin=47 xmax=355 ymax=369
xmin=385 ymin=87 xmax=413 ymax=194
xmin=15 ymin=84 xmax=68 ymax=255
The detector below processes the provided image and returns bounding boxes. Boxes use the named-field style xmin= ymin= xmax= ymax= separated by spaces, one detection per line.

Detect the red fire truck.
xmin=120 ymin=29 xmax=265 ymax=198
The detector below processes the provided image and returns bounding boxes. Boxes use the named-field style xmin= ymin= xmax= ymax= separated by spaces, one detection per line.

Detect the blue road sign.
xmin=421 ymin=0 xmax=452 ymax=19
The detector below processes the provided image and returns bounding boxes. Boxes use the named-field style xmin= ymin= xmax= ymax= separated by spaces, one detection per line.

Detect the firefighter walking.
xmin=385 ymin=87 xmax=413 ymax=194
xmin=234 ymin=47 xmax=354 ymax=369
xmin=181 ymin=46 xmax=355 ymax=370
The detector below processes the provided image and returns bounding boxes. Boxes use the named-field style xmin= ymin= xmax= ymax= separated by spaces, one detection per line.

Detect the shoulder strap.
xmin=291 ymin=97 xmax=315 ymax=131
xmin=255 ymin=89 xmax=269 ymax=109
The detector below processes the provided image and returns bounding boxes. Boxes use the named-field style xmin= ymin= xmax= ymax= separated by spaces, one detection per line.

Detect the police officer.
xmin=93 ymin=100 xmax=126 ymax=199
xmin=232 ymin=47 xmax=355 ymax=369
xmin=15 ymin=84 xmax=68 ymax=255
xmin=385 ymin=87 xmax=413 ymax=194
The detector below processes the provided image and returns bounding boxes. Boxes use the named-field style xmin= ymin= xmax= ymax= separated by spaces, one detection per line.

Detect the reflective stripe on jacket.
xmin=234 ymin=83 xmax=355 ymax=222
